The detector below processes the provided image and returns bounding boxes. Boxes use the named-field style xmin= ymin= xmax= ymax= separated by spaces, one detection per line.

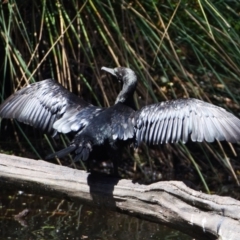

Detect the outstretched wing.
xmin=134 ymin=98 xmax=240 ymax=146
xmin=0 ymin=79 xmax=101 ymax=135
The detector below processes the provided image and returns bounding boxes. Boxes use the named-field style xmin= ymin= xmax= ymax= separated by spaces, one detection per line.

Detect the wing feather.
xmin=134 ymin=98 xmax=240 ymax=146
xmin=0 ymin=79 xmax=100 ymax=134
xmin=171 ymin=117 xmax=178 ymax=143
xmin=157 ymin=106 xmax=168 ymax=143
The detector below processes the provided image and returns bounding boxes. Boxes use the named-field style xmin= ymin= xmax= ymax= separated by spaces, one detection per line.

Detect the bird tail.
xmin=46 ymin=145 xmax=77 ymax=160
xmin=45 ymin=141 xmax=93 ymax=162
xmin=73 ymin=141 xmax=92 ymax=162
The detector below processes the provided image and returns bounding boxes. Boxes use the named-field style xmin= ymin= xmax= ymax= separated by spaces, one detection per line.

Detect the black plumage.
xmin=1 ymin=66 xmax=240 ymax=173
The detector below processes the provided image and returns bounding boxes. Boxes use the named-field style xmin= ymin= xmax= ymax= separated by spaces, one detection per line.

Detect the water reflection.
xmin=0 ymin=189 xmax=191 ymax=239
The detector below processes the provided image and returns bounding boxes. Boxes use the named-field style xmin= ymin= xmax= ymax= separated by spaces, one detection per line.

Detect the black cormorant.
xmin=1 ymin=67 xmax=240 ymax=173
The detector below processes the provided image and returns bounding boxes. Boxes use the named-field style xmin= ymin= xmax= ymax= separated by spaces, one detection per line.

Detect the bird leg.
xmin=108 ymin=147 xmax=122 ymax=177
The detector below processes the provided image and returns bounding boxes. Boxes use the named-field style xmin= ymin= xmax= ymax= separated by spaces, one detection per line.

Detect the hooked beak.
xmin=101 ymin=67 xmax=117 ymax=77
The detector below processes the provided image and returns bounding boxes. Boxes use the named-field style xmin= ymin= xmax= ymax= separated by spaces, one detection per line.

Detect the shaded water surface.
xmin=0 ymin=188 xmax=192 ymax=239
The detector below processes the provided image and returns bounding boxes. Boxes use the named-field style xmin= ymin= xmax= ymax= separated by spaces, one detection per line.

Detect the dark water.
xmin=0 ymin=188 xmax=192 ymax=240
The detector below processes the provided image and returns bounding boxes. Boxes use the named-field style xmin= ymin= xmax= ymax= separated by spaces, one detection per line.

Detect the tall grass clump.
xmin=0 ymin=0 xmax=240 ymax=194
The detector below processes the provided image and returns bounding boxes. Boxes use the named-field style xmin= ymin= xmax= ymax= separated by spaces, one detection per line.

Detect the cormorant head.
xmin=101 ymin=66 xmax=137 ymax=106
xmin=101 ymin=67 xmax=137 ymax=86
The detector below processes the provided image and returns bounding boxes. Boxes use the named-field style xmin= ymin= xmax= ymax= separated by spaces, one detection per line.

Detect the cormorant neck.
xmin=115 ymin=69 xmax=137 ymax=109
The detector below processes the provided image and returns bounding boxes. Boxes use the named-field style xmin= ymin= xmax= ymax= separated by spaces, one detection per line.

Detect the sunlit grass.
xmin=0 ymin=0 xmax=240 ymax=193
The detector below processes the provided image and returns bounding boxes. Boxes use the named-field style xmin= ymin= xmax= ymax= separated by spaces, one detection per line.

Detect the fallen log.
xmin=0 ymin=153 xmax=239 ymax=240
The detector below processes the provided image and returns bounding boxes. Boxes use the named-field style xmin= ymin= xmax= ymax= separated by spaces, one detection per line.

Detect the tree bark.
xmin=0 ymin=153 xmax=240 ymax=240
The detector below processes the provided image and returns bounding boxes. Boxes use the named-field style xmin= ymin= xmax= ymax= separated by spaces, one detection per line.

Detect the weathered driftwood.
xmin=0 ymin=153 xmax=240 ymax=240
